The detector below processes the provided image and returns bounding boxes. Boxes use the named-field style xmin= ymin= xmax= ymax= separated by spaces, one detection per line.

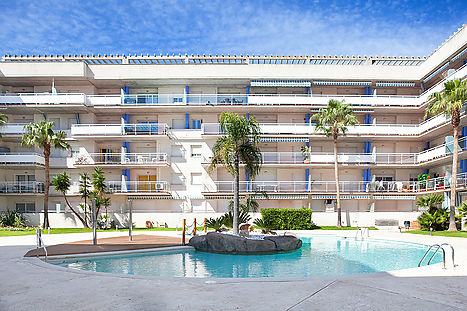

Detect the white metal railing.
xmin=201 ymin=114 xmax=453 ymax=136
xmin=73 ymin=153 xmax=168 ymax=165
xmin=71 ymin=123 xmax=168 ymax=136
xmin=0 ymin=123 xmax=28 ymax=135
xmin=0 ymin=181 xmax=45 ymax=194
xmin=0 ymin=93 xmax=86 ymax=105
xmin=0 ymin=153 xmax=45 ymax=165
xmin=107 ymin=181 xmax=169 ymax=193
xmin=205 ymin=174 xmax=467 ymax=193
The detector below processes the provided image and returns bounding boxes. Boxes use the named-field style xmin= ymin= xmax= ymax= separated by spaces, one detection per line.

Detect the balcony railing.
xmin=0 ymin=181 xmax=45 ymax=194
xmin=0 ymin=153 xmax=45 ymax=166
xmin=71 ymin=123 xmax=168 ymax=136
xmin=0 ymin=93 xmax=86 ymax=105
xmin=202 ymin=114 xmax=451 ymax=136
xmin=0 ymin=123 xmax=29 ymax=135
xmin=74 ymin=153 xmax=168 ymax=165
xmin=107 ymin=181 xmax=169 ymax=193
xmin=205 ymin=174 xmax=467 ymax=193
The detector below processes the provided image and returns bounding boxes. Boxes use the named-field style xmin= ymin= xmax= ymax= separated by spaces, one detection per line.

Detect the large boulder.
xmin=189 ymin=232 xmax=302 ymax=254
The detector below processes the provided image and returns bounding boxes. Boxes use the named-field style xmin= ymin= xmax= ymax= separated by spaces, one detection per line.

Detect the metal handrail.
xmin=36 ymin=229 xmax=48 ymax=260
xmin=418 ymin=243 xmax=456 ymax=269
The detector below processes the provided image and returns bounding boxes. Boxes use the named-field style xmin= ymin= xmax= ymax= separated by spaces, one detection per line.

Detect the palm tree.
xmin=0 ymin=114 xmax=8 ymax=138
xmin=92 ymin=167 xmax=107 ymax=216
xmin=426 ymin=78 xmax=467 ymax=231
xmin=79 ymin=172 xmax=92 ymax=226
xmin=209 ymin=112 xmax=262 ymax=234
xmin=51 ymin=172 xmax=88 ymax=228
xmin=22 ymin=121 xmax=70 ymax=229
xmin=313 ymin=99 xmax=359 ymax=227
xmin=416 ymin=193 xmax=444 ymax=214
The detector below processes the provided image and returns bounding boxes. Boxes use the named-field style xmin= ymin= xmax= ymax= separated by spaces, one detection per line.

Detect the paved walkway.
xmin=0 ymin=230 xmax=466 ymax=311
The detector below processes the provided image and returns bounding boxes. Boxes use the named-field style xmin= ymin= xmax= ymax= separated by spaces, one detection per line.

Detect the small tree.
xmin=0 ymin=114 xmax=8 ymax=139
xmin=426 ymin=78 xmax=467 ymax=231
xmin=79 ymin=172 xmax=92 ymax=226
xmin=22 ymin=121 xmax=70 ymax=229
xmin=313 ymin=99 xmax=359 ymax=227
xmin=51 ymin=172 xmax=88 ymax=228
xmin=209 ymin=112 xmax=262 ymax=234
xmin=92 ymin=167 xmax=107 ymax=216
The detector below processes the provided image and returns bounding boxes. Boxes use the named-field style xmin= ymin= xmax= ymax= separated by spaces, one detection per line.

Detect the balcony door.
xmin=138 ymin=175 xmax=157 ymax=192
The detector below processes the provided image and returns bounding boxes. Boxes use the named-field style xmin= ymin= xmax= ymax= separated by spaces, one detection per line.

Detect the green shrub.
xmin=260 ymin=208 xmax=314 ymax=230
xmin=253 ymin=218 xmax=274 ymax=233
xmin=417 ymin=209 xmax=448 ymax=231
xmin=206 ymin=216 xmax=225 ymax=231
xmin=0 ymin=210 xmax=28 ymax=227
xmin=222 ymin=210 xmax=251 ymax=228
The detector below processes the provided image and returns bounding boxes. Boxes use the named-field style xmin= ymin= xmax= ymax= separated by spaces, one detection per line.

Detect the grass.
xmin=0 ymin=226 xmax=194 ymax=237
xmin=404 ymin=230 xmax=467 ymax=238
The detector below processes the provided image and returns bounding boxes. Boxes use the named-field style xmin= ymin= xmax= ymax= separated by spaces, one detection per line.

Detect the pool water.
xmin=50 ymin=236 xmax=441 ymax=278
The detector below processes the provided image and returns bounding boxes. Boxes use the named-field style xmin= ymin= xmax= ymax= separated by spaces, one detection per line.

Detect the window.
xmin=191 ymin=145 xmax=202 ymax=157
xmin=173 ymin=97 xmax=183 ymax=103
xmin=171 ymin=173 xmax=183 ymax=185
xmin=191 ymin=173 xmax=203 ymax=185
xmin=16 ymin=175 xmax=35 ymax=183
xmin=16 ymin=203 xmax=35 ymax=213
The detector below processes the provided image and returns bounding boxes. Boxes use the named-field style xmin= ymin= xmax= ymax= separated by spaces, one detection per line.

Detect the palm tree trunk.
xmin=449 ymin=125 xmax=459 ymax=231
xmin=334 ymin=137 xmax=342 ymax=228
xmin=43 ymin=146 xmax=50 ymax=229
xmin=233 ymin=156 xmax=240 ymax=235
xmin=63 ymin=193 xmax=88 ymax=228
xmin=84 ymin=196 xmax=88 ymax=227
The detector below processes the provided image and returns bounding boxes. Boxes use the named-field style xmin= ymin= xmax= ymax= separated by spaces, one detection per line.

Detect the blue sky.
xmin=0 ymin=0 xmax=465 ymax=57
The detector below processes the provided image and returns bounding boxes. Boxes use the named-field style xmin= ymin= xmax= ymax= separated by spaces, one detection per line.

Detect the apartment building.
xmin=0 ymin=25 xmax=466 ymax=228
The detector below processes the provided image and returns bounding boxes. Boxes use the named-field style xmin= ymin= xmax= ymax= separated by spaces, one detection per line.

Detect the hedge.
xmin=260 ymin=208 xmax=314 ymax=230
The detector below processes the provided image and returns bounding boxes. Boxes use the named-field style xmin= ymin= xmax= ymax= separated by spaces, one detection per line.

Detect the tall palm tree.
xmin=426 ymin=78 xmax=467 ymax=231
xmin=313 ymin=99 xmax=359 ymax=227
xmin=210 ymin=112 xmax=262 ymax=234
xmin=92 ymin=167 xmax=107 ymax=216
xmin=22 ymin=121 xmax=70 ymax=229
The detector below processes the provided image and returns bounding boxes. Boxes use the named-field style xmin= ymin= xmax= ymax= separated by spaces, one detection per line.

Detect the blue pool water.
xmin=50 ymin=236 xmax=441 ymax=278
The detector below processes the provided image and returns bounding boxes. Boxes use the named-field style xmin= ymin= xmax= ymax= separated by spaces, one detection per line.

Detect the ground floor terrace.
xmin=0 ymin=230 xmax=466 ymax=311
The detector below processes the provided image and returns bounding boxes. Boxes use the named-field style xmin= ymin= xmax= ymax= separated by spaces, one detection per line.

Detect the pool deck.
xmin=24 ymin=234 xmax=184 ymax=257
xmin=1 ymin=230 xmax=466 ymax=311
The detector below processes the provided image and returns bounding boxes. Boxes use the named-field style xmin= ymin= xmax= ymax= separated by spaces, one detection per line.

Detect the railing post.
xmin=204 ymin=218 xmax=207 ymax=233
xmin=128 ymin=199 xmax=133 ymax=241
xmin=92 ymin=197 xmax=97 ymax=245
xmin=182 ymin=219 xmax=186 ymax=245
xmin=36 ymin=228 xmax=42 ymax=248
xmin=193 ymin=218 xmax=197 ymax=236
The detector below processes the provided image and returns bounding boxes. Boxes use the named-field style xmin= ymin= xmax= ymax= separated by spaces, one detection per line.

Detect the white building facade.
xmin=0 ymin=25 xmax=466 ymax=228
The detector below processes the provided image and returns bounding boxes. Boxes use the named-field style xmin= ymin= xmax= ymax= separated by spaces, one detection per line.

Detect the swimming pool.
xmin=50 ymin=236 xmax=441 ymax=278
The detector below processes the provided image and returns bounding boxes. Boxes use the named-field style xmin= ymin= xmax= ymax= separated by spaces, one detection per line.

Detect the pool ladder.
xmin=418 ymin=243 xmax=456 ymax=269
xmin=355 ymin=227 xmax=369 ymax=239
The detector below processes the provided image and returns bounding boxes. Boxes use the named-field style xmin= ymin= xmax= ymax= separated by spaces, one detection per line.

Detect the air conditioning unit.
xmin=156 ymin=183 xmax=164 ymax=190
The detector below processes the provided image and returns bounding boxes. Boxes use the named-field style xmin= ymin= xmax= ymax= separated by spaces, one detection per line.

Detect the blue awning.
xmin=251 ymin=80 xmax=311 ymax=87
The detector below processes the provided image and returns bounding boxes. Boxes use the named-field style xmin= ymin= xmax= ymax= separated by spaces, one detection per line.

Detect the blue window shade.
xmin=192 ymin=120 xmax=202 ymax=129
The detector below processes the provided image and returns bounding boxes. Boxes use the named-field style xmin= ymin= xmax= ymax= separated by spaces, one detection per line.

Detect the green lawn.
xmin=404 ymin=230 xmax=467 ymax=238
xmin=0 ymin=227 xmax=191 ymax=237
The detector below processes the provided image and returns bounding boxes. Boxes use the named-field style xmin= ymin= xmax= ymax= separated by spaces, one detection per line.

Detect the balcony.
xmin=73 ymin=153 xmax=169 ymax=166
xmin=201 ymin=114 xmax=451 ymax=137
xmin=71 ymin=123 xmax=169 ymax=137
xmin=107 ymin=181 xmax=170 ymax=194
xmin=0 ymin=123 xmax=28 ymax=136
xmin=204 ymin=174 xmax=467 ymax=194
xmin=0 ymin=181 xmax=44 ymax=194
xmin=0 ymin=153 xmax=45 ymax=166
xmin=0 ymin=93 xmax=86 ymax=105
